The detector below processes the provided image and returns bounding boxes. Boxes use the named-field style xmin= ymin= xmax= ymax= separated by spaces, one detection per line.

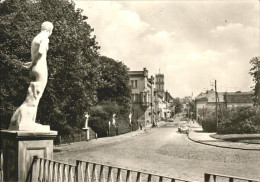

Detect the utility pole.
xmin=165 ymin=90 xmax=168 ymax=122
xmin=150 ymin=76 xmax=154 ymax=127
xmin=215 ymin=80 xmax=218 ymax=129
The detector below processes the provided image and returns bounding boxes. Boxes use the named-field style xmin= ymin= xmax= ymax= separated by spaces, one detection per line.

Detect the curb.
xmin=187 ymin=131 xmax=260 ymax=151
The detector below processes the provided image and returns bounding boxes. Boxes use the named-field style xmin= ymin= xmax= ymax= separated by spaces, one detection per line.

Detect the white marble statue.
xmin=129 ymin=112 xmax=132 ymax=124
xmin=112 ymin=113 xmax=116 ymax=126
xmin=84 ymin=113 xmax=90 ymax=128
xmin=8 ymin=21 xmax=54 ymax=131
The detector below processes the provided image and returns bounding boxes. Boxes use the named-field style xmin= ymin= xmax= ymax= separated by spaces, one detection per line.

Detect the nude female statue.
xmin=8 ymin=21 xmax=54 ymax=131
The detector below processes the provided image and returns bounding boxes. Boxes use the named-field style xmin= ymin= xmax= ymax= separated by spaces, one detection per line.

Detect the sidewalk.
xmin=54 ymin=121 xmax=164 ymax=150
xmin=188 ymin=121 xmax=260 ymax=151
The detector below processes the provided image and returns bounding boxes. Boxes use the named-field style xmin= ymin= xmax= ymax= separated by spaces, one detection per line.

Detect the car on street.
xmin=180 ymin=117 xmax=188 ymax=121
xmin=168 ymin=118 xmax=174 ymax=122
xmin=178 ymin=124 xmax=189 ymax=134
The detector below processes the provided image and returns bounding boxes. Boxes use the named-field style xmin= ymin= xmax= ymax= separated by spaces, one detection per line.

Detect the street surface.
xmin=54 ymin=117 xmax=260 ymax=181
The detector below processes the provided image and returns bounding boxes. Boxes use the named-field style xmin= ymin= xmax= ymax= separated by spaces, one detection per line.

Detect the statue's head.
xmin=41 ymin=21 xmax=54 ymax=37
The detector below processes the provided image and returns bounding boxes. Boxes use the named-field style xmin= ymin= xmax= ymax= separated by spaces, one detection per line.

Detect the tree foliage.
xmin=0 ymin=0 xmax=131 ymax=136
xmin=172 ymin=97 xmax=182 ymax=114
xmin=96 ymin=56 xmax=131 ymax=110
xmin=249 ymin=56 xmax=260 ymax=106
xmin=218 ymin=106 xmax=260 ymax=134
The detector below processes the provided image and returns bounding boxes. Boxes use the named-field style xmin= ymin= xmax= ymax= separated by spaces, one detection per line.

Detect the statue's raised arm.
xmin=8 ymin=21 xmax=54 ymax=131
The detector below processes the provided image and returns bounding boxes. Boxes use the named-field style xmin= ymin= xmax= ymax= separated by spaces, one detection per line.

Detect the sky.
xmin=74 ymin=0 xmax=260 ymax=98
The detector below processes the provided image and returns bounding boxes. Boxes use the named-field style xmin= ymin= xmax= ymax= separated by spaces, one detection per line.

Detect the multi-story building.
xmin=128 ymin=68 xmax=154 ymax=126
xmin=155 ymin=73 xmax=174 ymax=119
xmin=195 ymin=89 xmax=254 ymax=119
xmin=224 ymin=91 xmax=254 ymax=108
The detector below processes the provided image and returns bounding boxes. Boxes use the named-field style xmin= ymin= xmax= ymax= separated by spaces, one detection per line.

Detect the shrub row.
xmin=88 ymin=101 xmax=138 ymax=138
xmin=201 ymin=106 xmax=260 ymax=134
xmin=202 ymin=116 xmax=217 ymax=132
xmin=217 ymin=106 xmax=260 ymax=134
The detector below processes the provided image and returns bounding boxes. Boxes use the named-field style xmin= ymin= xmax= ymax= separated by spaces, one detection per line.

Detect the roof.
xmin=195 ymin=90 xmax=254 ymax=104
xmin=225 ymin=92 xmax=254 ymax=104
xmin=195 ymin=89 xmax=224 ymax=102
xmin=128 ymin=68 xmax=148 ymax=77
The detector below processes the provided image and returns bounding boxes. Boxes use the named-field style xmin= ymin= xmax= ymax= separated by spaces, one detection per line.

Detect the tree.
xmin=0 ymin=0 xmax=100 ymax=134
xmin=249 ymin=56 xmax=260 ymax=106
xmin=96 ymin=56 xmax=132 ymax=110
xmin=172 ymin=98 xmax=182 ymax=114
xmin=0 ymin=0 xmax=132 ymax=137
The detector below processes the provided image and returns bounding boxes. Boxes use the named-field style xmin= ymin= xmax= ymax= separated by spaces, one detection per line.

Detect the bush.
xmin=202 ymin=116 xmax=217 ymax=132
xmin=88 ymin=101 xmax=136 ymax=138
xmin=217 ymin=106 xmax=260 ymax=134
xmin=218 ymin=118 xmax=235 ymax=134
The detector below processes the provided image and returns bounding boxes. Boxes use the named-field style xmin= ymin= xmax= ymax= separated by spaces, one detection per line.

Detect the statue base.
xmin=8 ymin=122 xmax=50 ymax=131
xmin=82 ymin=127 xmax=89 ymax=141
xmin=0 ymin=130 xmax=57 ymax=182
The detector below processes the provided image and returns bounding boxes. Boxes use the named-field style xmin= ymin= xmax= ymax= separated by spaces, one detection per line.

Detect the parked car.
xmin=178 ymin=124 xmax=189 ymax=134
xmin=168 ymin=118 xmax=174 ymax=122
xmin=180 ymin=117 xmax=188 ymax=121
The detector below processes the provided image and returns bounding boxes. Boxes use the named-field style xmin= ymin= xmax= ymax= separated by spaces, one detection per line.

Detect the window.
xmin=144 ymin=93 xmax=147 ymax=102
xmin=132 ymin=94 xmax=139 ymax=102
xmin=132 ymin=94 xmax=135 ymax=102
xmin=131 ymin=80 xmax=138 ymax=88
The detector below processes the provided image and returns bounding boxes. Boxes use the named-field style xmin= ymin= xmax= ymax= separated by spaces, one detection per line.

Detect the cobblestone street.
xmin=54 ymin=119 xmax=260 ymax=182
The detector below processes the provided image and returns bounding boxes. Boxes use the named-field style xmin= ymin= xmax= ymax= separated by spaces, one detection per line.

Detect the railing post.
xmin=48 ymin=161 xmax=53 ymax=182
xmin=147 ymin=174 xmax=152 ymax=182
xmin=53 ymin=162 xmax=57 ymax=182
xmin=64 ymin=164 xmax=68 ymax=182
xmin=27 ymin=155 xmax=39 ymax=182
xmin=92 ymin=163 xmax=97 ymax=182
xmin=126 ymin=170 xmax=131 ymax=182
xmin=68 ymin=165 xmax=74 ymax=182
xmin=136 ymin=172 xmax=141 ymax=182
xmin=85 ymin=162 xmax=91 ymax=182
xmin=0 ymin=151 xmax=4 ymax=182
xmin=107 ymin=166 xmax=114 ymax=182
xmin=43 ymin=158 xmax=47 ymax=181
xmin=99 ymin=165 xmax=105 ymax=182
xmin=75 ymin=160 xmax=82 ymax=182
xmin=38 ymin=158 xmax=43 ymax=181
xmin=116 ymin=168 xmax=122 ymax=182
xmin=159 ymin=176 xmax=163 ymax=182
xmin=229 ymin=178 xmax=234 ymax=182
xmin=204 ymin=173 xmax=210 ymax=182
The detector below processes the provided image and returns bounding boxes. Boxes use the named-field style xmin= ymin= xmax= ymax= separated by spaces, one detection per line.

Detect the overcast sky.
xmin=74 ymin=0 xmax=259 ymax=98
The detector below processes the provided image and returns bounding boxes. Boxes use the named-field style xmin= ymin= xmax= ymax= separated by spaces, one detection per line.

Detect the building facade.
xmin=195 ymin=89 xmax=254 ymax=120
xmin=128 ymin=68 xmax=154 ymax=126
xmin=224 ymin=91 xmax=254 ymax=108
xmin=155 ymin=73 xmax=164 ymax=95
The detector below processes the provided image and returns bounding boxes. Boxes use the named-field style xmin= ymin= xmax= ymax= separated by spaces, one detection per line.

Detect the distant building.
xmin=128 ymin=68 xmax=154 ymax=126
xmin=155 ymin=73 xmax=164 ymax=95
xmin=224 ymin=91 xmax=254 ymax=108
xmin=155 ymin=73 xmax=174 ymax=119
xmin=195 ymin=89 xmax=254 ymax=119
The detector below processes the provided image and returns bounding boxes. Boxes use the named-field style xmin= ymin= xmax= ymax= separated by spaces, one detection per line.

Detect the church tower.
xmin=155 ymin=70 xmax=164 ymax=95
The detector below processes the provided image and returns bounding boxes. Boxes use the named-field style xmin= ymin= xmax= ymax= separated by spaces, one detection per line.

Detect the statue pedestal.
xmin=0 ymin=130 xmax=57 ymax=182
xmin=82 ymin=127 xmax=89 ymax=141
